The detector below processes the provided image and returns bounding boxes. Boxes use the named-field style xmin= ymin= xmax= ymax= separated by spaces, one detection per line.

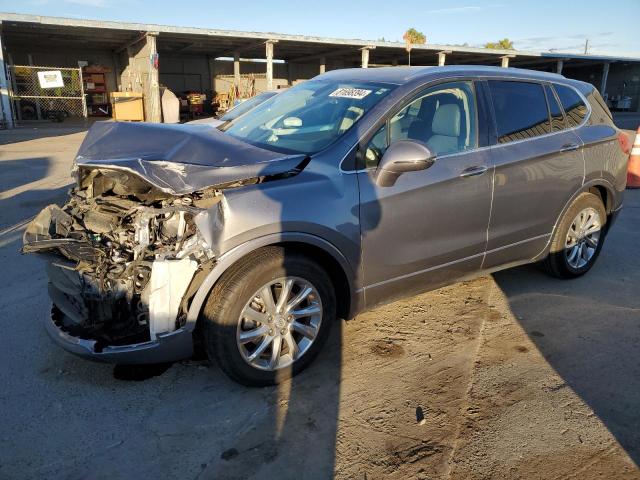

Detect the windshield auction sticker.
xmin=329 ymin=88 xmax=372 ymax=99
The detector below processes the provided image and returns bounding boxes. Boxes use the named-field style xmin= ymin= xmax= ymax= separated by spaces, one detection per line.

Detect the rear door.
xmin=483 ymin=79 xmax=584 ymax=269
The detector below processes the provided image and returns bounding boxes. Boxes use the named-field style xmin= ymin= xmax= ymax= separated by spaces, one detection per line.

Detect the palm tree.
xmin=484 ymin=38 xmax=514 ymax=50
xmin=403 ymin=28 xmax=427 ymax=66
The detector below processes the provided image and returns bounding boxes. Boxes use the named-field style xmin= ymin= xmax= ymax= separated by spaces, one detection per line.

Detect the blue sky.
xmin=4 ymin=0 xmax=640 ymax=57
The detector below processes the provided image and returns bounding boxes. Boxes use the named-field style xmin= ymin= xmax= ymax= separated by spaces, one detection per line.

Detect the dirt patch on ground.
xmin=370 ymin=339 xmax=406 ymax=358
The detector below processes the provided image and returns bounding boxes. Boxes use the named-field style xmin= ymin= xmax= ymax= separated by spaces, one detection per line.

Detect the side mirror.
xmin=375 ymin=140 xmax=435 ymax=187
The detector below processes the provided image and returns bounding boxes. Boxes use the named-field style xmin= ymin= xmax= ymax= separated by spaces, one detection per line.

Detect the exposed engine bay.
xmin=22 ymin=167 xmax=222 ymax=349
xmin=21 ymin=120 xmax=310 ymax=356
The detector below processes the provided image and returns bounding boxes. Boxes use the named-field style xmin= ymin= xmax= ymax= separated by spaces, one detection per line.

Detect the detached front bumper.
xmin=47 ymin=305 xmax=194 ymax=364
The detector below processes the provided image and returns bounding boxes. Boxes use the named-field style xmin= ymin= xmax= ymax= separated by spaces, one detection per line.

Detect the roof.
xmin=1 ymin=12 xmax=639 ymax=66
xmin=320 ymin=65 xmax=569 ymax=84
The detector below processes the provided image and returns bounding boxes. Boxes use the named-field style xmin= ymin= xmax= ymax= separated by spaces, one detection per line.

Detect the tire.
xmin=201 ymin=246 xmax=336 ymax=386
xmin=541 ymin=192 xmax=607 ymax=278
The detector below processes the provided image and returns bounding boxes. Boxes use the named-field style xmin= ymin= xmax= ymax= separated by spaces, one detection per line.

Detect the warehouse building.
xmin=1 ymin=12 xmax=639 ymax=128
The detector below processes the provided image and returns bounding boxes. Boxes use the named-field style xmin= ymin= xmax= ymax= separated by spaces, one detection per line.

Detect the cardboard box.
xmin=111 ymin=92 xmax=144 ymax=121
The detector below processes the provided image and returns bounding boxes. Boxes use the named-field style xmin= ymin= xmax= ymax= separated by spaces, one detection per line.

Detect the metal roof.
xmin=1 ymin=12 xmax=639 ymax=66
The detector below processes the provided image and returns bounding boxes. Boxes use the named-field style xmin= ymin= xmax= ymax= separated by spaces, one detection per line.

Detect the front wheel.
xmin=541 ymin=192 xmax=607 ymax=278
xmin=201 ymin=247 xmax=336 ymax=386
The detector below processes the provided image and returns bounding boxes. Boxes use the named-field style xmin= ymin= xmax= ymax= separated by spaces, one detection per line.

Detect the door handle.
xmin=560 ymin=143 xmax=580 ymax=152
xmin=459 ymin=165 xmax=488 ymax=178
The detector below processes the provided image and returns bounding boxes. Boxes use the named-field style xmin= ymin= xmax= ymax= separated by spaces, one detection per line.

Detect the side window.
xmin=389 ymin=81 xmax=477 ymax=156
xmin=554 ymin=84 xmax=588 ymax=128
xmin=544 ymin=84 xmax=565 ymax=132
xmin=488 ymin=80 xmax=551 ymax=143
xmin=360 ymin=81 xmax=477 ymax=168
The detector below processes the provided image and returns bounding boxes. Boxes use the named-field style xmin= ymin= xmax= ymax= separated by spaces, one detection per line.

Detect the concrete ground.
xmin=0 ymin=124 xmax=639 ymax=480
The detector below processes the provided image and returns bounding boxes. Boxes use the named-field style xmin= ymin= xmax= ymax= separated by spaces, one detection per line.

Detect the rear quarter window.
xmin=554 ymin=84 xmax=589 ymax=127
xmin=488 ymin=80 xmax=551 ymax=144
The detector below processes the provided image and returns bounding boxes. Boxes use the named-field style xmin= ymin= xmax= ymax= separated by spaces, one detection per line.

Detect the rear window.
xmin=554 ymin=84 xmax=588 ymax=127
xmin=488 ymin=80 xmax=551 ymax=144
xmin=544 ymin=84 xmax=565 ymax=132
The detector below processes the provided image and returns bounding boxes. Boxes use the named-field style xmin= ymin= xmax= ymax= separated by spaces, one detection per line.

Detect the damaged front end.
xmin=22 ymin=167 xmax=221 ymax=362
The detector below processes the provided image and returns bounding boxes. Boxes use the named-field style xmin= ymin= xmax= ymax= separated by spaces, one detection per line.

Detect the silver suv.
xmin=23 ymin=66 xmax=628 ymax=386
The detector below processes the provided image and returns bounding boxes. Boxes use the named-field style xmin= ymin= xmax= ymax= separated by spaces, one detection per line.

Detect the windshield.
xmin=221 ymin=91 xmax=278 ymax=121
xmin=223 ymin=80 xmax=395 ymax=154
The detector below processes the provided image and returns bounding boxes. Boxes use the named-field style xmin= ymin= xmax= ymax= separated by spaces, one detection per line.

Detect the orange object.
xmin=628 ymin=127 xmax=640 ymax=188
xmin=111 ymin=92 xmax=145 ymax=121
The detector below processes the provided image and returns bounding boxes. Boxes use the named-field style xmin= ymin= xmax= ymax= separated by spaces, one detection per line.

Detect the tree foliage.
xmin=484 ymin=38 xmax=514 ymax=50
xmin=403 ymin=28 xmax=427 ymax=49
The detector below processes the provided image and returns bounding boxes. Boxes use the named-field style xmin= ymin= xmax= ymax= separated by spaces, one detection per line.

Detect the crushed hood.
xmin=75 ymin=121 xmax=307 ymax=195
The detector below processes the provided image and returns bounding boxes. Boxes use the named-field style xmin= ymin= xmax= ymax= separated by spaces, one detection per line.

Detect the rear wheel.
xmin=541 ymin=192 xmax=607 ymax=278
xmin=201 ymin=247 xmax=335 ymax=386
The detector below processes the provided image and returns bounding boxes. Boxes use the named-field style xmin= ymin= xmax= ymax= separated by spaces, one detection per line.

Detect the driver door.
xmin=357 ymin=80 xmax=493 ymax=308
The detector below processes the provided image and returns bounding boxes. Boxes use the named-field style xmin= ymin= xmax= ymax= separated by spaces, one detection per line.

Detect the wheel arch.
xmin=185 ymin=233 xmax=359 ymax=332
xmin=536 ymin=179 xmax=617 ymax=261
xmin=587 ymin=184 xmax=612 ymax=216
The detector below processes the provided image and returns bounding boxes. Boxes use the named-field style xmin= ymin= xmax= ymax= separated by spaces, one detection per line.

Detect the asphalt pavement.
xmin=0 ymin=124 xmax=638 ymax=479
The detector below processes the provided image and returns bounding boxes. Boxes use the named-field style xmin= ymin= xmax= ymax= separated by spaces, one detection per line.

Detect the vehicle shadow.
xmin=197 ymin=147 xmax=379 ymax=478
xmin=0 ymin=157 xmax=51 ymax=193
xmin=0 ymin=186 xmax=70 ymax=232
xmin=492 ymin=201 xmax=640 ymax=466
xmin=198 ymin=321 xmax=344 ymax=479
xmin=0 ymin=157 xmax=72 ymax=230
xmin=7 ymin=117 xmax=379 ymax=478
xmin=0 ymin=120 xmax=92 ymax=146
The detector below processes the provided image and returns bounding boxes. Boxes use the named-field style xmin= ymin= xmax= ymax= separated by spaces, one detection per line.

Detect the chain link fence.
xmin=8 ymin=65 xmax=87 ymax=121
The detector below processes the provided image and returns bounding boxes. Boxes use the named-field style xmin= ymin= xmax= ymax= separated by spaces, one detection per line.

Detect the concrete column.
xmin=287 ymin=61 xmax=293 ymax=86
xmin=27 ymin=54 xmax=42 ymax=120
xmin=438 ymin=52 xmax=446 ymax=66
xmin=601 ymin=62 xmax=610 ymax=96
xmin=146 ymin=33 xmax=161 ymax=123
xmin=233 ymin=51 xmax=240 ymax=89
xmin=207 ymin=55 xmax=216 ymax=93
xmin=112 ymin=53 xmax=121 ymax=90
xmin=319 ymin=57 xmax=326 ymax=74
xmin=361 ymin=48 xmax=370 ymax=68
xmin=0 ymin=27 xmax=15 ymax=128
xmin=500 ymin=55 xmax=514 ymax=68
xmin=265 ymin=41 xmax=275 ymax=90
xmin=556 ymin=59 xmax=564 ymax=74
xmin=7 ymin=51 xmax=20 ymax=122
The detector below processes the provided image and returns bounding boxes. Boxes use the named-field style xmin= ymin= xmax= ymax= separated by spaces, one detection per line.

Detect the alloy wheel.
xmin=236 ymin=276 xmax=323 ymax=371
xmin=565 ymin=207 xmax=602 ymax=269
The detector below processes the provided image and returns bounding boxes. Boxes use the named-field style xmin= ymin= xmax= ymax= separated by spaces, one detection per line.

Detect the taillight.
xmin=618 ymin=131 xmax=632 ymax=156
